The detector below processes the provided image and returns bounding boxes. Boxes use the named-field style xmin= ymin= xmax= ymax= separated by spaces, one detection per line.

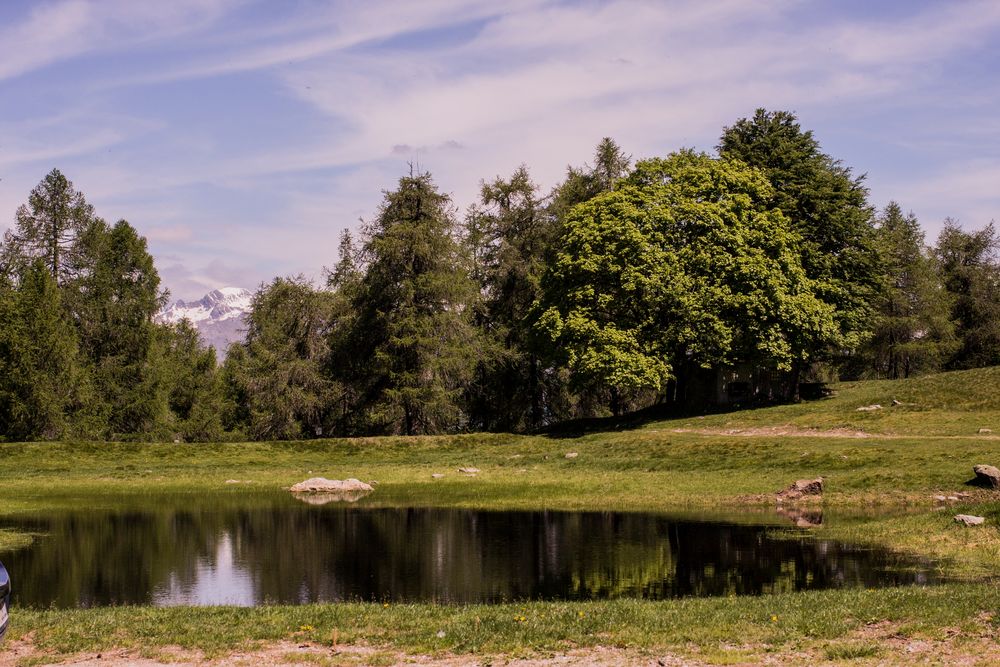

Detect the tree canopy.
xmin=3 ymin=112 xmax=999 ymax=441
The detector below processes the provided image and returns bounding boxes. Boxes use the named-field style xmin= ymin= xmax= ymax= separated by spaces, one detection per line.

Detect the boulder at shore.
xmin=776 ymin=478 xmax=824 ymax=502
xmin=290 ymin=477 xmax=373 ymax=493
xmin=289 ymin=477 xmax=374 ymax=505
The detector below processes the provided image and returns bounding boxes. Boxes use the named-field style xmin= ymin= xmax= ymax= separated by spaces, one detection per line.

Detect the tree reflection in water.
xmin=1 ymin=501 xmax=939 ymax=607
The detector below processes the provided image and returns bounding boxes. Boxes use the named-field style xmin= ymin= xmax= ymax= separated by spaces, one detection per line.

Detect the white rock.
xmin=431 ymin=473 xmax=445 ymax=479
xmin=457 ymin=467 xmax=480 ymax=474
xmin=290 ymin=477 xmax=374 ymax=493
xmin=856 ymin=404 xmax=883 ymax=412
xmin=954 ymin=514 xmax=986 ymax=526
xmin=565 ymin=452 xmax=578 ymax=459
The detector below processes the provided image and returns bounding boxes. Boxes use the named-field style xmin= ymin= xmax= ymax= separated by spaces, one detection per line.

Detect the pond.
xmin=0 ymin=494 xmax=939 ymax=607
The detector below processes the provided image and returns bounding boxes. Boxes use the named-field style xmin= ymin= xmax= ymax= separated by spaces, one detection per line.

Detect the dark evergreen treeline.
xmin=3 ymin=109 xmax=999 ymax=441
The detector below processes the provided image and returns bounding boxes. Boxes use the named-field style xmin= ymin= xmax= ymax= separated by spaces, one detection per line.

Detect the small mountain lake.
xmin=0 ymin=494 xmax=939 ymax=607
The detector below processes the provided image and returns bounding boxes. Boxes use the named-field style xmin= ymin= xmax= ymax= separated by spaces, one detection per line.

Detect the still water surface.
xmin=1 ymin=495 xmax=938 ymax=607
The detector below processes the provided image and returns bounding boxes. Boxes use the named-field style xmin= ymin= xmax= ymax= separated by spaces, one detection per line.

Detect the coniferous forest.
xmin=2 ymin=109 xmax=999 ymax=442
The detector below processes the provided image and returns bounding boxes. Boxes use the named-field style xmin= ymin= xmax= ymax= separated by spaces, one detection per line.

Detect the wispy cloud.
xmin=1 ymin=0 xmax=998 ymax=299
xmin=0 ymin=0 xmax=235 ymax=81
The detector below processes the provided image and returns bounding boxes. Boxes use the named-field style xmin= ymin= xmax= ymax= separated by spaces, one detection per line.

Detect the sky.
xmin=1 ymin=0 xmax=999 ymax=301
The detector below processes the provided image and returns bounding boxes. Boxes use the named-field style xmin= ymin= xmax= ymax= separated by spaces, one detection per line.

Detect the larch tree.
xmin=865 ymin=203 xmax=954 ymax=378
xmin=465 ymin=166 xmax=555 ymax=431
xmin=935 ymin=220 xmax=1000 ymax=369
xmin=346 ymin=171 xmax=480 ymax=435
xmin=223 ymin=276 xmax=339 ymax=440
xmin=3 ymin=169 xmax=98 ymax=286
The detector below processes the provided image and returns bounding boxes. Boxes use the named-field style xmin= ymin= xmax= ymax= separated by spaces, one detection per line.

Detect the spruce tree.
xmin=72 ymin=219 xmax=168 ymax=436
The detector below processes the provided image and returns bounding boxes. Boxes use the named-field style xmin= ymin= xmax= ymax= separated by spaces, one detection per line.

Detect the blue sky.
xmin=1 ymin=0 xmax=999 ymax=300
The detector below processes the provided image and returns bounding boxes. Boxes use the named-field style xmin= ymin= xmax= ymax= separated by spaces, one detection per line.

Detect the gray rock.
xmin=856 ymin=404 xmax=882 ymax=412
xmin=776 ymin=477 xmax=824 ymax=501
xmin=973 ymin=464 xmax=1000 ymax=489
xmin=457 ymin=467 xmax=480 ymax=474
xmin=954 ymin=514 xmax=986 ymax=526
xmin=565 ymin=452 xmax=578 ymax=459
xmin=979 ymin=428 xmax=993 ymax=435
xmin=431 ymin=473 xmax=445 ymax=479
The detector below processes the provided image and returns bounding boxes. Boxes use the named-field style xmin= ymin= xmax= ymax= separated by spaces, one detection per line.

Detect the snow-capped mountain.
xmin=158 ymin=287 xmax=252 ymax=353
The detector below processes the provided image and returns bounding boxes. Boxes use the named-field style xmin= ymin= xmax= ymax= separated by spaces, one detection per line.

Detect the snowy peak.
xmin=158 ymin=287 xmax=253 ymax=353
xmin=160 ymin=287 xmax=253 ymax=325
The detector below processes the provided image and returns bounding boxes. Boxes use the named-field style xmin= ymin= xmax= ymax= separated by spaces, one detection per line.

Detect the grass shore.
xmin=2 ymin=366 xmax=1000 ymax=664
xmin=7 ymin=583 xmax=1000 ymax=665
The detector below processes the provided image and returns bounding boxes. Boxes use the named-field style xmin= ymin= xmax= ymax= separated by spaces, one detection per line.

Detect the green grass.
xmin=6 ymin=583 xmax=999 ymax=661
xmin=652 ymin=365 xmax=1000 ymax=437
xmin=3 ymin=366 xmax=1000 ymax=662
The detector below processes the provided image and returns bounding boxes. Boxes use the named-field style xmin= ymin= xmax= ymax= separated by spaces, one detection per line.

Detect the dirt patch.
xmin=668 ymin=425 xmax=874 ymax=439
xmin=666 ymin=425 xmax=1000 ymax=441
xmin=0 ymin=639 xmax=707 ymax=667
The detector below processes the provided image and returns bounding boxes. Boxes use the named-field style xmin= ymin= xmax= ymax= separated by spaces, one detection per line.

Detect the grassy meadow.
xmin=2 ymin=366 xmax=1000 ymax=664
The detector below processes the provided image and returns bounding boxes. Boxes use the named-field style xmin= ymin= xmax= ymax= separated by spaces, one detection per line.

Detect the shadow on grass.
xmin=539 ymin=395 xmax=832 ymax=440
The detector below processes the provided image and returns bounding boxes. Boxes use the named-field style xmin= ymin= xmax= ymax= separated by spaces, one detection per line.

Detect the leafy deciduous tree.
xmin=536 ymin=150 xmax=837 ymax=412
xmin=719 ymin=110 xmax=880 ymax=374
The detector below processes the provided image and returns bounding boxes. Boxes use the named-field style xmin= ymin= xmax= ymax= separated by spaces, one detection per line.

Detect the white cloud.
xmin=0 ymin=0 xmax=235 ymax=81
xmin=2 ymin=0 xmax=999 ymax=299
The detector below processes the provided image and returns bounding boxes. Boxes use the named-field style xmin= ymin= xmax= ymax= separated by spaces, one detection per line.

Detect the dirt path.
xmin=0 ymin=640 xmax=692 ymax=666
xmin=665 ymin=425 xmax=1000 ymax=440
xmin=4 ymin=637 xmax=1000 ymax=667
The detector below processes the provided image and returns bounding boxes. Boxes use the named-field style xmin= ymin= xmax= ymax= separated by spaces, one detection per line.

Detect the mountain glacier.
xmin=158 ymin=287 xmax=252 ymax=353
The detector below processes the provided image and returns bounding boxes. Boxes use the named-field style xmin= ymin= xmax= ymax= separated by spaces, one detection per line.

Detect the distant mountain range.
xmin=158 ymin=287 xmax=252 ymax=353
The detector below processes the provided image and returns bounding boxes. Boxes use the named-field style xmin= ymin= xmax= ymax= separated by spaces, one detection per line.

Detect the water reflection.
xmin=1 ymin=501 xmax=938 ymax=607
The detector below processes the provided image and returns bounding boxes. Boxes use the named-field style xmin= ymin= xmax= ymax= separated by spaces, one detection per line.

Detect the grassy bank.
xmin=2 ymin=367 xmax=1000 ymax=663
xmin=6 ymin=584 xmax=1000 ymax=664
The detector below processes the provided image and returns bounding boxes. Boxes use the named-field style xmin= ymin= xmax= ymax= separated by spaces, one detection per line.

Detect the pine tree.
xmin=159 ymin=320 xmax=226 ymax=441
